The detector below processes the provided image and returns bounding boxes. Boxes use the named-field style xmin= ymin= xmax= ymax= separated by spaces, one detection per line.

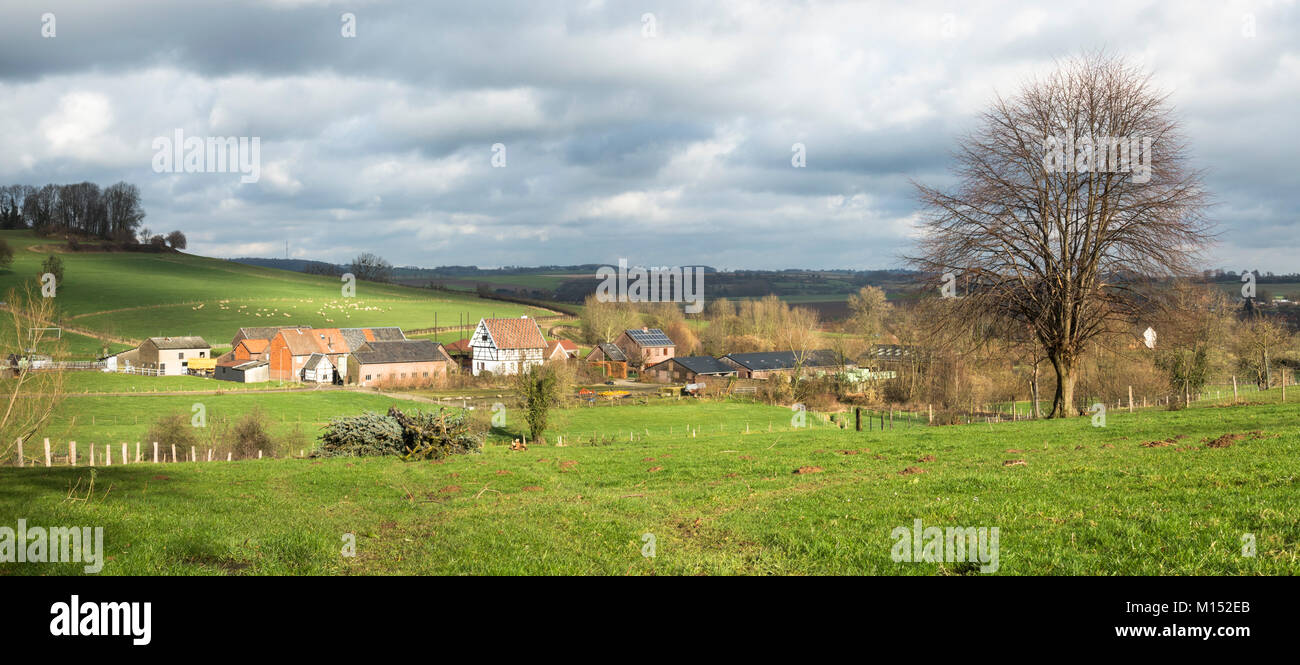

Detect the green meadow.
xmin=2 ymin=397 xmax=1296 ymax=575
xmin=0 ymin=230 xmax=552 ymax=352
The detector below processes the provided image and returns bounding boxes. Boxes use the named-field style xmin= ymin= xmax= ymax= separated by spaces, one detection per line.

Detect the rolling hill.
xmin=0 ymin=230 xmax=556 ymax=357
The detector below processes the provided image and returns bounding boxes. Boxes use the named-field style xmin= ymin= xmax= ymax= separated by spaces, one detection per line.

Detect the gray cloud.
xmin=0 ymin=0 xmax=1296 ymax=270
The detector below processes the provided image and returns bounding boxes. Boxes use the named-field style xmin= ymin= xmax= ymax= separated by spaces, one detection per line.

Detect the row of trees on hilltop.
xmin=0 ymin=182 xmax=146 ymax=241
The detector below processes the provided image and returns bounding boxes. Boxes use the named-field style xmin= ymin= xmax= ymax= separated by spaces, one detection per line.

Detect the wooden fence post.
xmin=16 ymin=437 xmax=22 ymax=467
xmin=258 ymin=450 xmax=263 ymax=459
xmin=855 ymin=407 xmax=862 ymax=432
xmin=227 ymin=452 xmax=232 ymax=461
xmin=121 ymin=443 xmax=128 ymax=465
xmin=1232 ymin=375 xmax=1239 ymax=403
xmin=153 ymin=442 xmax=159 ymax=464
xmin=70 ymin=441 xmax=76 ymax=467
xmin=44 ymin=438 xmax=51 ymax=467
xmin=191 ymin=446 xmax=196 ymax=463
xmin=105 ymin=444 xmax=111 ymax=466
xmin=135 ymin=442 xmax=141 ymax=463
xmin=171 ymin=444 xmax=177 ymax=463
xmin=928 ymin=404 xmax=933 ymax=424
xmin=1128 ymin=386 xmax=1134 ymax=413
xmin=89 ymin=444 xmax=94 ymax=466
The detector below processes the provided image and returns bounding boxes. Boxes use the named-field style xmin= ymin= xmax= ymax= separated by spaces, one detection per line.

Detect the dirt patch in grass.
xmin=1142 ymin=434 xmax=1188 ymax=448
xmin=495 ymin=469 xmax=511 ymax=475
xmin=1004 ymin=449 xmax=1022 ymax=453
xmin=642 ymin=457 xmax=656 ymax=462
xmin=647 ymin=466 xmax=664 ymax=473
xmin=1204 ymin=430 xmax=1271 ymax=449
xmin=438 ymin=485 xmax=461 ymax=493
xmin=917 ymin=454 xmax=936 ymax=463
xmin=152 ymin=475 xmax=170 ymax=481
xmin=1002 ymin=459 xmax=1027 ymax=467
xmin=1100 ymin=444 xmax=1115 ymax=449
xmin=793 ymin=466 xmax=824 ymax=474
xmin=898 ymin=466 xmax=926 ymax=476
xmin=522 ymin=486 xmax=543 ymax=492
xmin=558 ymin=460 xmax=578 ymax=471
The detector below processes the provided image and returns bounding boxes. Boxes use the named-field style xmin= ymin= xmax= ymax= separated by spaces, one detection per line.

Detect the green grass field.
xmin=2 ymin=397 xmax=1296 ymax=575
xmin=27 ymin=389 xmax=427 ymax=446
xmin=0 ymin=231 xmax=552 ymax=354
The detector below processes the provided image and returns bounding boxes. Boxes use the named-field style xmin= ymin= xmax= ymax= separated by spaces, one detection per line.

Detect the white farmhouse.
xmin=470 ymin=316 xmax=547 ymax=376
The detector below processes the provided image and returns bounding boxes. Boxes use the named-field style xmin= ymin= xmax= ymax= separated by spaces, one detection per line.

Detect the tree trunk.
xmin=1029 ymin=364 xmax=1041 ymax=419
xmin=1048 ymin=352 xmax=1076 ymax=417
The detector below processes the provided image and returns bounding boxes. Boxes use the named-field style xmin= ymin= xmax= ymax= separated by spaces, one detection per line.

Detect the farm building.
xmin=614 ymin=327 xmax=675 ymax=367
xmin=232 ymin=338 xmax=270 ymax=362
xmin=229 ymin=325 xmax=303 ymax=349
xmin=268 ymin=328 xmax=350 ymax=382
xmin=263 ymin=326 xmax=408 ymax=382
xmin=443 ymin=338 xmax=473 ymax=371
xmin=719 ymin=350 xmax=842 ymax=379
xmin=470 ymin=317 xmax=546 ymax=376
xmin=586 ymin=342 xmax=626 ymax=363
xmin=348 ymin=340 xmax=454 ymax=387
xmin=643 ymin=356 xmax=737 ymax=383
xmin=101 ymin=347 xmax=140 ymax=373
xmin=134 ymin=336 xmax=212 ymax=376
xmin=585 ymin=342 xmax=629 ymax=379
xmin=301 ymin=353 xmax=335 ymax=383
xmin=215 ymin=359 xmax=269 ymax=383
xmin=544 ymin=338 xmax=579 ymax=361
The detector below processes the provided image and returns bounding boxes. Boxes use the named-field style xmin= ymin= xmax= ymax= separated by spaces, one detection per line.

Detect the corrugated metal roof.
xmin=659 ymin=356 xmax=735 ymax=375
xmin=722 ymin=350 xmax=840 ymax=371
xmin=591 ymin=342 xmax=627 ymax=362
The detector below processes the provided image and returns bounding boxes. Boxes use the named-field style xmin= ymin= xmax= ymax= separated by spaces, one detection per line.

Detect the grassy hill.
xmin=0 ymin=230 xmax=553 ymax=356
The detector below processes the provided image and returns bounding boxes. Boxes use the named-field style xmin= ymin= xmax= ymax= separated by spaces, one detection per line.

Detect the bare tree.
xmin=579 ymin=295 xmax=640 ymax=343
xmin=846 ymin=285 xmax=891 ymax=340
xmin=0 ymin=283 xmax=66 ymax=464
xmin=350 ymin=252 xmax=393 ymax=283
xmin=165 ymin=230 xmax=187 ymax=250
xmin=909 ymin=53 xmax=1211 ymax=417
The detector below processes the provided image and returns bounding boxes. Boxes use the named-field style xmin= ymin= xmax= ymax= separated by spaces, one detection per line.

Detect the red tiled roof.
xmin=277 ymin=327 xmax=348 ymax=356
xmin=239 ymin=339 xmax=269 ymax=354
xmin=444 ymin=338 xmax=472 ymax=354
xmin=482 ymin=318 xmax=546 ymax=350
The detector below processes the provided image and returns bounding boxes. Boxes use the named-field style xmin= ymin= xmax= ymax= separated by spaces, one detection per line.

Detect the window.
xmin=365 ymin=374 xmax=372 ymax=381
xmin=177 ymin=352 xmax=183 ymax=359
xmin=199 ymin=351 xmax=206 ymax=358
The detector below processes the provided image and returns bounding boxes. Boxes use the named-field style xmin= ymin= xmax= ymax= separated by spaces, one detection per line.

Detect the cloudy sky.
xmin=0 ymin=0 xmax=1296 ymax=271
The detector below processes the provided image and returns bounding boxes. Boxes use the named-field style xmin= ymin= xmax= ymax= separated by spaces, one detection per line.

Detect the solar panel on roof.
xmin=626 ymin=329 xmax=674 ymax=346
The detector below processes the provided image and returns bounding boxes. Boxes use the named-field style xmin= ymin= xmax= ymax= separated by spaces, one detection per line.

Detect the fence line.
xmin=10 ymin=436 xmax=300 ymax=467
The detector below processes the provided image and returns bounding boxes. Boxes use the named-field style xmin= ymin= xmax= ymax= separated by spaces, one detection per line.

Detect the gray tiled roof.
xmin=352 ymin=340 xmax=447 ymax=365
xmin=147 ymin=336 xmax=210 ymax=350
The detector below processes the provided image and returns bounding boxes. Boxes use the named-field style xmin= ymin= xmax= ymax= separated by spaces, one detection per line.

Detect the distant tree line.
xmin=0 ymin=182 xmax=146 ymax=241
